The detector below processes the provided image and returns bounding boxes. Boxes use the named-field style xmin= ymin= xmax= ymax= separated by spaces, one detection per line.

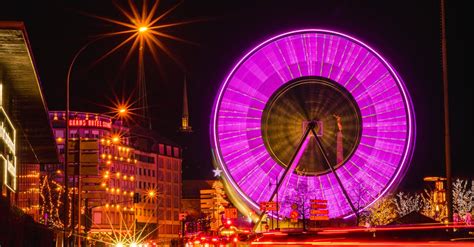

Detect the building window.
xmin=158 ymin=160 xmax=163 ymax=168
xmin=55 ymin=129 xmax=65 ymax=138
xmin=70 ymin=129 xmax=78 ymax=138
xmin=159 ymin=144 xmax=164 ymax=154
xmin=166 ymin=146 xmax=172 ymax=156
xmin=92 ymin=130 xmax=99 ymax=138
xmin=173 ymin=211 xmax=179 ymax=220
xmin=93 ymin=212 xmax=101 ymax=225
xmin=173 ymin=147 xmax=180 ymax=158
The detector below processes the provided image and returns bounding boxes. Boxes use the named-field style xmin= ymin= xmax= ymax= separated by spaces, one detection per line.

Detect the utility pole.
xmin=440 ymin=0 xmax=453 ymax=223
xmin=77 ymin=138 xmax=82 ymax=247
xmin=269 ymin=176 xmax=280 ymax=230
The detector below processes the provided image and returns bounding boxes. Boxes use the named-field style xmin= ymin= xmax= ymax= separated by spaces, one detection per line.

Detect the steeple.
xmin=180 ymin=76 xmax=192 ymax=132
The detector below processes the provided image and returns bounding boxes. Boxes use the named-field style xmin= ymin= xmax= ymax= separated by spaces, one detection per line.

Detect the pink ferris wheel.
xmin=210 ymin=29 xmax=415 ymax=219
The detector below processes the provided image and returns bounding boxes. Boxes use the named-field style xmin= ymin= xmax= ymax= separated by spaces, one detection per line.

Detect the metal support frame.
xmin=254 ymin=120 xmax=359 ymax=231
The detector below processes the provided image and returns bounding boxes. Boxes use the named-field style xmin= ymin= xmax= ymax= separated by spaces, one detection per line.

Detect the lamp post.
xmin=64 ymin=36 xmax=108 ymax=247
xmin=146 ymin=189 xmax=162 ymax=244
xmin=440 ymin=0 xmax=453 ymax=224
xmin=64 ymin=25 xmax=149 ymax=247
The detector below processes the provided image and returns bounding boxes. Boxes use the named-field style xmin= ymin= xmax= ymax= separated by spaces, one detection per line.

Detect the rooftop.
xmin=0 ymin=21 xmax=58 ymax=164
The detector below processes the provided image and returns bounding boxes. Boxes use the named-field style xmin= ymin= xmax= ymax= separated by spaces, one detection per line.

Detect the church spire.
xmin=180 ymin=75 xmax=192 ymax=132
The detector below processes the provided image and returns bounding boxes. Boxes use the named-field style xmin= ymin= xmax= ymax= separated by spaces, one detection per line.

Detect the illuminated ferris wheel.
xmin=210 ymin=29 xmax=415 ymax=220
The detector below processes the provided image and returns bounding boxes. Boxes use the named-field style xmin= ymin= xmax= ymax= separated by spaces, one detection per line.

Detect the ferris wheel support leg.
xmin=253 ymin=125 xmax=313 ymax=232
xmin=310 ymin=128 xmax=359 ymax=218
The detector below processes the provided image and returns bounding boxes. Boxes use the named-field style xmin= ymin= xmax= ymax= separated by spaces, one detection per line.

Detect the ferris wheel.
xmin=210 ymin=29 xmax=415 ymax=220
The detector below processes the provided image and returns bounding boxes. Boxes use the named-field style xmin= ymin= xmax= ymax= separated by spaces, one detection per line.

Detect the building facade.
xmin=17 ymin=163 xmax=41 ymax=221
xmin=1 ymin=22 xmax=59 ymax=245
xmin=132 ymin=127 xmax=183 ymax=244
xmin=0 ymin=22 xmax=58 ymax=210
xmin=48 ymin=111 xmax=136 ymax=234
xmin=47 ymin=112 xmax=183 ymax=244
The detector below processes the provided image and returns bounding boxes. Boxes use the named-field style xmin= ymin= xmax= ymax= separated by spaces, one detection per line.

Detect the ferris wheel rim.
xmin=210 ymin=29 xmax=416 ymax=218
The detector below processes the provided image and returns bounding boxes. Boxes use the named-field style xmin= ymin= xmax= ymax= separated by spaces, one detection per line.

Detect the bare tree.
xmin=350 ymin=182 xmax=371 ymax=226
xmin=282 ymin=182 xmax=315 ymax=231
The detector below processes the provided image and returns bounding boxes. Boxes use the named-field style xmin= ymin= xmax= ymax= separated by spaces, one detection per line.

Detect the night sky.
xmin=1 ymin=1 xmax=469 ymax=191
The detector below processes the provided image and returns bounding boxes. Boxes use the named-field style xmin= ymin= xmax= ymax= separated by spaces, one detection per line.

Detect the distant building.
xmin=131 ymin=127 xmax=182 ymax=244
xmin=181 ymin=180 xmax=214 ymax=217
xmin=181 ymin=180 xmax=230 ymax=231
xmin=0 ymin=22 xmax=58 ymax=220
xmin=48 ymin=111 xmax=136 ymax=233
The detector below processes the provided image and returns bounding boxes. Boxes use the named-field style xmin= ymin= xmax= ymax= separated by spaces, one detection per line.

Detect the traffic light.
xmin=133 ymin=192 xmax=140 ymax=203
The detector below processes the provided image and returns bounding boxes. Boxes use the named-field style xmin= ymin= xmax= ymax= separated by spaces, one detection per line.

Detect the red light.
xmin=233 ymin=237 xmax=238 ymax=242
xmin=212 ymin=238 xmax=218 ymax=242
xmin=226 ymin=219 xmax=232 ymax=225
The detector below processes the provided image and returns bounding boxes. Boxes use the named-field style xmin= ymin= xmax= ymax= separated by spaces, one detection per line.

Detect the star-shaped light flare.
xmin=213 ymin=168 xmax=223 ymax=177
xmin=87 ymin=0 xmax=198 ymax=69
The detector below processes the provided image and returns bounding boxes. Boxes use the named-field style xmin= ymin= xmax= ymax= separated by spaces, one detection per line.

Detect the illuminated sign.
xmin=0 ymin=105 xmax=16 ymax=192
xmin=69 ymin=119 xmax=112 ymax=129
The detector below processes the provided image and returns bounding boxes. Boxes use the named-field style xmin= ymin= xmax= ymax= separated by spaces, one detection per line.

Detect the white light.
xmin=131 ymin=243 xmax=138 ymax=247
xmin=116 ymin=243 xmax=124 ymax=247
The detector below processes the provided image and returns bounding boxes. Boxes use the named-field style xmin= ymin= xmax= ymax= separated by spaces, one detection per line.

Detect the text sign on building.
xmin=0 ymin=106 xmax=16 ymax=192
xmin=310 ymin=215 xmax=330 ymax=221
xmin=310 ymin=199 xmax=329 ymax=221
xmin=259 ymin=201 xmax=278 ymax=211
xmin=69 ymin=119 xmax=112 ymax=129
xmin=310 ymin=209 xmax=329 ymax=215
xmin=290 ymin=210 xmax=299 ymax=223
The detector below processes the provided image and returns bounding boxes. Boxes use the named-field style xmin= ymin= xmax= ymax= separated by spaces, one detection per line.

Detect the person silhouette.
xmin=465 ymin=212 xmax=472 ymax=225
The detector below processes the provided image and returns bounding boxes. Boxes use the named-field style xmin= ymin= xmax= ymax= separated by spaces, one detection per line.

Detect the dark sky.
xmin=1 ymin=1 xmax=469 ymax=190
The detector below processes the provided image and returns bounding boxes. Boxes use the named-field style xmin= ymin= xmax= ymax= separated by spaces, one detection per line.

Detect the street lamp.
xmin=145 ymin=188 xmax=162 ymax=243
xmin=118 ymin=106 xmax=128 ymax=117
xmin=138 ymin=26 xmax=148 ymax=33
xmin=112 ymin=134 xmax=121 ymax=144
xmin=63 ymin=3 xmax=174 ymax=244
xmin=64 ymin=36 xmax=107 ymax=247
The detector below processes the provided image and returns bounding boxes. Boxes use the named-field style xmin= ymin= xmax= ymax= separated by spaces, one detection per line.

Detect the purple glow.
xmin=210 ymin=29 xmax=415 ymax=219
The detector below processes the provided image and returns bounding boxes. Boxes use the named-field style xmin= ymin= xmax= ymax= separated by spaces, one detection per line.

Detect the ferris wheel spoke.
xmin=310 ymin=128 xmax=358 ymax=215
xmin=255 ymin=124 xmax=312 ymax=227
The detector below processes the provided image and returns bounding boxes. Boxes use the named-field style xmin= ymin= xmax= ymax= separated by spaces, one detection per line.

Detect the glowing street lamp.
xmin=147 ymin=189 xmax=156 ymax=199
xmin=138 ymin=26 xmax=148 ymax=33
xmin=112 ymin=135 xmax=121 ymax=144
xmin=118 ymin=106 xmax=128 ymax=116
